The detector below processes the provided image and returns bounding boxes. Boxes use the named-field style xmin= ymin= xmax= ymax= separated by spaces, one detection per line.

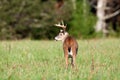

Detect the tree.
xmin=95 ymin=0 xmax=120 ymax=36
xmin=88 ymin=0 xmax=120 ymax=37
xmin=0 ymin=0 xmax=73 ymax=40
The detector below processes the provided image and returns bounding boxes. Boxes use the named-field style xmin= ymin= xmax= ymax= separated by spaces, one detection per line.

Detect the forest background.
xmin=0 ymin=0 xmax=119 ymax=40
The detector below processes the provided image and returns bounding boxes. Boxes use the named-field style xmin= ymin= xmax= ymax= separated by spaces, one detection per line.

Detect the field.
xmin=0 ymin=39 xmax=120 ymax=80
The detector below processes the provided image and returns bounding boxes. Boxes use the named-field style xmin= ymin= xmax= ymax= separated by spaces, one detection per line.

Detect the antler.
xmin=54 ymin=21 xmax=66 ymax=31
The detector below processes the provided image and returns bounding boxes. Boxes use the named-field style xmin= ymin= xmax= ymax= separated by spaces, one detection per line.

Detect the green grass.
xmin=0 ymin=39 xmax=120 ymax=80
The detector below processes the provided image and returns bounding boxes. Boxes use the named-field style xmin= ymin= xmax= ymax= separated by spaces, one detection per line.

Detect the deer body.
xmin=54 ymin=22 xmax=78 ymax=68
xmin=63 ymin=36 xmax=78 ymax=58
xmin=63 ymin=36 xmax=78 ymax=68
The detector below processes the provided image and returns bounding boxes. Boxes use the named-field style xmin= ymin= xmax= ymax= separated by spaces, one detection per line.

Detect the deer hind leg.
xmin=64 ymin=49 xmax=68 ymax=69
xmin=65 ymin=56 xmax=68 ymax=69
xmin=70 ymin=56 xmax=75 ymax=68
xmin=71 ymin=48 xmax=76 ymax=68
xmin=71 ymin=57 xmax=74 ymax=67
xmin=71 ymin=55 xmax=76 ymax=68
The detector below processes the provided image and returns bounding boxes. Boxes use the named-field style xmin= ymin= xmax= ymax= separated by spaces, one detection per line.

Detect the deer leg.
xmin=72 ymin=48 xmax=77 ymax=68
xmin=72 ymin=55 xmax=75 ymax=67
xmin=64 ymin=49 xmax=68 ymax=69
xmin=71 ymin=57 xmax=75 ymax=68
xmin=65 ymin=55 xmax=68 ymax=69
xmin=71 ymin=57 xmax=73 ymax=65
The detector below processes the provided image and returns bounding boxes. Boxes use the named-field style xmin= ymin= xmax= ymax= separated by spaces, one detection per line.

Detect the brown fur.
xmin=54 ymin=22 xmax=78 ymax=68
xmin=63 ymin=36 xmax=78 ymax=68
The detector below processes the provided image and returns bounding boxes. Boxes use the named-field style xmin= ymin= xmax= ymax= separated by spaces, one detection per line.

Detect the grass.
xmin=0 ymin=38 xmax=120 ymax=80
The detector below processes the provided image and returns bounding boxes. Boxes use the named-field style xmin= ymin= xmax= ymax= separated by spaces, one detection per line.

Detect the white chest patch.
xmin=68 ymin=50 xmax=73 ymax=56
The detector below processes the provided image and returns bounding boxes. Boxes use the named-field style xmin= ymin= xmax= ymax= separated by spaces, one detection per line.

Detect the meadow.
xmin=0 ymin=38 xmax=120 ymax=80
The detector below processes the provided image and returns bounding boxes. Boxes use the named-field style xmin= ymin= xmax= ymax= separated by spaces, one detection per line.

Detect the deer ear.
xmin=60 ymin=29 xmax=63 ymax=32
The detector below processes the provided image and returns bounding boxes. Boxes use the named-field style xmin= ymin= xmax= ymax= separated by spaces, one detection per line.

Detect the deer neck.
xmin=62 ymin=34 xmax=69 ymax=43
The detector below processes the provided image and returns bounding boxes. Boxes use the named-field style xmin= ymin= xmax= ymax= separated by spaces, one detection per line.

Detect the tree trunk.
xmin=95 ymin=0 xmax=120 ymax=36
xmin=95 ymin=0 xmax=109 ymax=36
xmin=71 ymin=0 xmax=76 ymax=10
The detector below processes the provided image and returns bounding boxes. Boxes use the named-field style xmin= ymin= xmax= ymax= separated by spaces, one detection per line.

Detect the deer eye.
xmin=59 ymin=33 xmax=63 ymax=36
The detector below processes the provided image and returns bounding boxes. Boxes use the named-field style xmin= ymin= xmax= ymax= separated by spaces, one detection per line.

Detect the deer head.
xmin=54 ymin=21 xmax=69 ymax=42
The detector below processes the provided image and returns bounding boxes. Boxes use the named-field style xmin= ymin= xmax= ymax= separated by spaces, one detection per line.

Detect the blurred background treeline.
xmin=0 ymin=0 xmax=119 ymax=40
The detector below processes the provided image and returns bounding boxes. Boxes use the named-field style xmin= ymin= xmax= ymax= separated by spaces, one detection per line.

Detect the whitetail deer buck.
xmin=54 ymin=21 xmax=78 ymax=68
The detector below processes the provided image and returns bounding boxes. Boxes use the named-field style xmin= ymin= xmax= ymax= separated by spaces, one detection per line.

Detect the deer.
xmin=54 ymin=21 xmax=78 ymax=68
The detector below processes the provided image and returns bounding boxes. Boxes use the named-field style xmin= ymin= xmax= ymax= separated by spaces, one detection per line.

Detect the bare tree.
xmin=95 ymin=0 xmax=120 ymax=36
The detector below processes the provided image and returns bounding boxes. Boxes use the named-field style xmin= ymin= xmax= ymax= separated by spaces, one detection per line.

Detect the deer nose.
xmin=55 ymin=37 xmax=58 ymax=41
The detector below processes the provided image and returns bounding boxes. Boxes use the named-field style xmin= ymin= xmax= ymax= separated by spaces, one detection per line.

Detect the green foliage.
xmin=0 ymin=0 xmax=73 ymax=40
xmin=69 ymin=0 xmax=96 ymax=39
xmin=0 ymin=0 xmax=120 ymax=40
xmin=0 ymin=39 xmax=120 ymax=79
